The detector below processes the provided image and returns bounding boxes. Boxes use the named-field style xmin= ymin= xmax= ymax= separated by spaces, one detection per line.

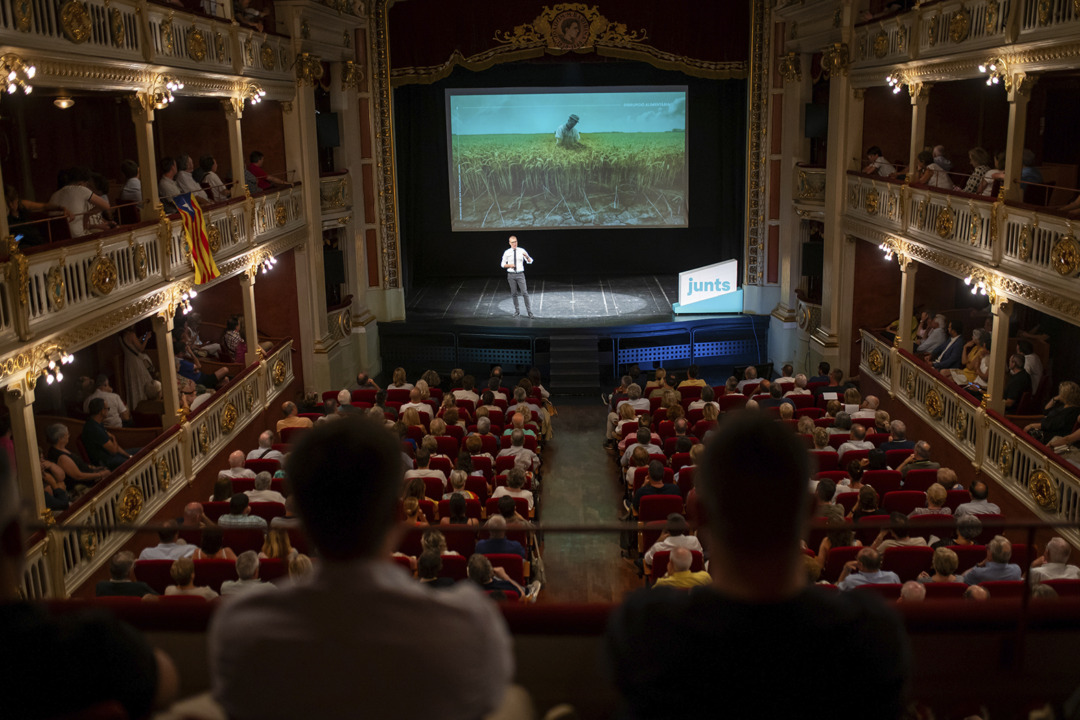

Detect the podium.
xmin=672 ymin=259 xmax=743 ymax=314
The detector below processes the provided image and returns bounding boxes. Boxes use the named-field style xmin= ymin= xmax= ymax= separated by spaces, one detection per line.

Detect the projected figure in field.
xmin=555 ymin=114 xmax=582 ymax=148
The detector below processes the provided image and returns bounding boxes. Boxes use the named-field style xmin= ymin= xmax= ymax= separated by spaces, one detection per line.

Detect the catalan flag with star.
xmin=174 ymin=194 xmax=220 ymax=284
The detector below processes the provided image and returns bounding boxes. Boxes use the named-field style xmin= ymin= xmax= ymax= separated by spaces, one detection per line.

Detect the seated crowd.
xmin=606 ymin=361 xmax=1078 ymax=598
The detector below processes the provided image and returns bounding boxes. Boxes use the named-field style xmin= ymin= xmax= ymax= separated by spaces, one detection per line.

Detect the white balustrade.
xmin=918 ymin=0 xmax=1013 ymax=58
xmin=845 ymin=173 xmax=906 ymax=231
xmin=1018 ymin=0 xmax=1080 ymax=35
xmin=852 ymin=15 xmax=916 ymax=67
xmin=0 ymin=0 xmax=142 ymax=61
xmin=144 ymin=3 xmax=234 ymax=73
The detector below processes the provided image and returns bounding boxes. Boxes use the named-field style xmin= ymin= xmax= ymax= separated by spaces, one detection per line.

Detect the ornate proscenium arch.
xmin=368 ymin=1 xmax=750 ymax=289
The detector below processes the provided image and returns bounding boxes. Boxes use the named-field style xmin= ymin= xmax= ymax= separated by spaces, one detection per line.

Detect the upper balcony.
xmin=0 ymin=0 xmax=295 ymax=83
xmin=843 ymin=171 xmax=1080 ymax=318
xmin=0 ymin=183 xmax=307 ymax=351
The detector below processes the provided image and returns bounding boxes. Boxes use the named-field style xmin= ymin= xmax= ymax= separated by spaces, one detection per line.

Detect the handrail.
xmin=859 ymin=329 xmax=1080 ymax=550
xmin=19 ymin=338 xmax=295 ymax=600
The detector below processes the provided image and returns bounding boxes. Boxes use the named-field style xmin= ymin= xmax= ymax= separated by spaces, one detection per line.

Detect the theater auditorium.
xmin=3 ymin=0 xmax=1080 ymax=717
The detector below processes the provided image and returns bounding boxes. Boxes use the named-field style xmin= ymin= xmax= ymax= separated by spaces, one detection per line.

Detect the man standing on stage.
xmin=500 ymin=236 xmax=535 ymax=319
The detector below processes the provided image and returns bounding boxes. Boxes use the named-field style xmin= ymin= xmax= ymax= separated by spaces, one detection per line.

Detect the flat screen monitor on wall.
xmin=446 ymin=87 xmax=688 ymax=231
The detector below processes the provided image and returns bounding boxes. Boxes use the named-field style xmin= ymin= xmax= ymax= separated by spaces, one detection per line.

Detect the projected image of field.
xmin=451 ymin=132 xmax=686 ymax=230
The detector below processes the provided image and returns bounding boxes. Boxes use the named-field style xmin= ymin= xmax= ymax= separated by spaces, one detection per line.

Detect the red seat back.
xmin=465 ymin=476 xmax=489 ymax=503
xmin=485 ymin=496 xmax=529 ymax=519
xmin=202 ymin=501 xmax=230 ymax=522
xmin=718 ymin=395 xmax=746 ymax=412
xmin=882 ymin=546 xmax=934 ymax=582
xmin=478 ymin=435 xmax=499 ymax=456
xmin=429 ymin=457 xmax=453 ymax=476
xmin=638 ymin=494 xmax=684 ymax=523
xmin=279 ymin=426 xmax=308 ymax=444
xmin=440 ymin=553 xmax=469 ymax=580
xmin=814 ymin=418 xmax=835 ymax=428
xmin=439 ymin=498 xmax=482 ymax=520
xmin=352 ymin=388 xmax=377 ymax=403
xmin=972 ymin=514 xmax=1006 ymax=545
xmin=675 ymin=465 xmax=696 ymax=498
xmin=840 ymin=449 xmax=870 ymax=466
xmin=192 ymin=558 xmax=239 ymax=593
xmin=258 ymin=557 xmax=288 ymax=584
xmin=947 ymin=544 xmax=987 ymax=574
xmin=821 ymin=545 xmax=860 ymax=583
xmin=835 ymin=492 xmax=859 ymax=515
xmin=854 ymin=514 xmax=892 ymax=546
xmin=979 ymin=580 xmax=1026 ymax=598
xmin=133 ymin=559 xmax=175 ymax=594
xmin=650 ymin=550 xmax=704 ymax=580
xmin=442 ymin=527 xmax=477 ymax=557
xmin=854 ymin=583 xmax=903 ymax=600
xmin=1042 ymin=579 xmax=1080 ymax=597
xmin=222 ymin=527 xmax=266 ymax=554
xmin=922 ymin=582 xmax=968 ymax=599
xmin=501 ymin=434 xmax=538 ymax=451
xmin=495 ymin=455 xmax=517 ymax=473
xmin=903 ymin=468 xmax=940 ymax=492
xmin=881 ymin=491 xmax=927 ymax=516
xmin=885 ymin=448 xmax=914 ymax=468
xmin=249 ymin=502 xmax=285 ymax=523
xmin=907 ymin=514 xmax=954 ymax=540
xmin=484 ymin=553 xmax=525 ymax=585
xmin=827 ymin=433 xmax=850 ymax=449
xmin=386 ymin=388 xmax=411 ymax=403
xmin=789 ymin=394 xmax=815 ymax=409
xmin=245 ymin=458 xmax=281 ymax=474
xmin=809 ymin=451 xmax=838 ymax=472
xmin=863 ymin=470 xmax=902 ymax=496
xmin=422 ymin=476 xmax=445 ymax=501
xmin=866 ymin=433 xmax=890 ymax=447
xmin=795 ymin=407 xmax=824 ymax=419
xmin=435 ymin=436 xmax=460 ymax=457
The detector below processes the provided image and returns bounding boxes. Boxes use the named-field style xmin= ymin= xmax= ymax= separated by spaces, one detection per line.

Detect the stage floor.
xmin=405 ymin=275 xmax=680 ymax=327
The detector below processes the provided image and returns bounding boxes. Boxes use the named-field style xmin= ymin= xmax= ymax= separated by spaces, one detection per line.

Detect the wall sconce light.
xmin=53 ymin=96 xmax=74 ymax=109
xmin=1 ymin=53 xmax=35 ymax=95
xmin=260 ymin=254 xmax=277 ymax=274
xmin=244 ymin=82 xmax=267 ymax=106
xmin=885 ymin=71 xmax=906 ymax=94
xmin=180 ymin=287 xmax=197 ymax=314
xmin=42 ymin=349 xmax=74 ymax=385
xmin=978 ymin=58 xmax=1006 ymax=86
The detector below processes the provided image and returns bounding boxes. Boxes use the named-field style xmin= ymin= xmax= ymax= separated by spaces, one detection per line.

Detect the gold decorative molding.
xmin=115 ymin=483 xmax=144 ymax=524
xmin=89 ymin=251 xmax=119 ymax=296
xmin=207 ymin=225 xmax=222 ymax=253
xmin=79 ymin=524 xmax=97 ymax=559
xmin=220 ymin=401 xmax=238 ymax=433
xmin=820 ymin=43 xmax=849 ymax=78
xmin=274 ymin=200 xmax=287 ymax=227
xmin=986 ymin=0 xmax=999 ymax=32
xmin=13 ymin=0 xmax=32 ymax=32
xmin=296 ymin=52 xmax=324 ymax=86
xmin=865 ymin=187 xmax=880 ymax=215
xmin=1018 ymin=219 xmax=1034 ymax=262
xmin=949 ymin=5 xmax=970 ymax=43
xmin=935 ymin=201 xmax=955 ymax=239
xmin=244 ymin=382 xmax=255 ymax=411
xmin=341 ymin=60 xmax=363 ymax=91
xmin=6 ymin=235 xmax=29 ymax=307
xmin=868 ymin=347 xmax=884 ymax=374
xmin=108 ymin=5 xmax=125 ymax=47
xmin=897 ymin=23 xmax=907 ymax=52
xmin=927 ymin=13 xmax=939 ymax=46
xmin=161 ymin=14 xmax=176 ymax=55
xmin=60 ymin=0 xmax=92 ymax=43
xmin=156 ymin=456 xmax=171 ymax=492
xmin=46 ymin=262 xmax=66 ymax=311
xmin=1028 ymin=468 xmax=1058 ymax=511
xmin=998 ymin=440 xmax=1014 ymax=476
xmin=261 ymin=43 xmax=276 ymax=71
xmin=197 ymin=424 xmax=210 ymax=454
xmin=188 ymin=27 xmax=207 ymax=62
xmin=243 ymin=37 xmax=256 ymax=66
xmin=873 ymin=29 xmax=888 ymax=58
xmin=372 ymin=0 xmax=401 ymax=288
xmin=215 ymin=31 xmax=226 ymax=62
xmin=777 ymin=52 xmax=801 ymax=83
xmin=744 ymin=0 xmax=769 ymax=286
xmin=272 ymin=359 xmax=286 ymax=386
xmin=1038 ymin=0 xmax=1051 ymax=25
xmin=1050 ymin=232 xmax=1080 ymax=276
xmin=954 ymin=411 xmax=967 ymax=441
xmin=924 ymin=387 xmax=943 ymax=419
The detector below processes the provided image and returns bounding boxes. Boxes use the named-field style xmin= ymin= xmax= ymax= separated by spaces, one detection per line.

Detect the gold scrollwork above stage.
xmin=390 ymin=3 xmax=746 ymax=86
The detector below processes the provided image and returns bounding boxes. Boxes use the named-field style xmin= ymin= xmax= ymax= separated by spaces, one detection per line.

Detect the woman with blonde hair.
xmin=401 ymin=407 xmax=423 ymax=430
xmin=796 ymin=415 xmax=815 ymax=435
xmin=259 ymin=527 xmax=297 ymax=561
xmin=389 ymin=367 xmax=412 ymax=390
xmin=403 ymin=496 xmax=429 ymax=527
xmin=164 ymin=557 xmax=218 ymax=599
xmin=288 ymin=553 xmax=313 ymax=582
xmin=645 ymin=368 xmax=666 ymax=393
xmin=701 ymin=403 xmax=719 ymax=423
xmin=422 ymin=527 xmax=460 ymax=556
xmin=918 ymin=547 xmax=959 ymax=583
xmin=414 ymin=379 xmax=431 ymax=401
xmin=811 ymin=427 xmax=834 ymax=452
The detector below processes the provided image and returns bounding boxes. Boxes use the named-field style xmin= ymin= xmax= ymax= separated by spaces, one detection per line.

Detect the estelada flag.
xmin=174 ymin=194 xmax=220 ymax=285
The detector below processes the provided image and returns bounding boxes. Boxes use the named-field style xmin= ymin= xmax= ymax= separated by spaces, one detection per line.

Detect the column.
xmin=240 ymin=270 xmax=260 ymax=366
xmin=907 ymin=83 xmax=931 ymax=174
xmin=814 ymin=46 xmax=862 ymax=375
xmin=770 ymin=52 xmax=811 ymax=369
xmin=152 ymin=311 xmax=181 ymax=427
xmin=896 ymin=259 xmax=919 ymax=353
xmin=5 ymin=378 xmax=45 ymax=518
xmin=985 ymin=297 xmax=1013 ymax=414
xmin=283 ymin=75 xmax=332 ymax=391
xmin=222 ymin=98 xmax=247 ymax=199
xmin=129 ymin=94 xmax=160 ymax=222
xmin=1003 ymin=73 xmax=1036 ymax=202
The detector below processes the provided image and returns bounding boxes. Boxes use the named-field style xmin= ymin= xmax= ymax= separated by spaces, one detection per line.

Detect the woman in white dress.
xmin=120 ymin=326 xmax=156 ymax=410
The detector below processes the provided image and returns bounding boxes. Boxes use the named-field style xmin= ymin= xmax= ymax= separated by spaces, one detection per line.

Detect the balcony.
xmin=843 ymin=172 xmax=1080 ymax=314
xmin=20 ymin=338 xmax=295 ymax=599
xmin=860 ymin=329 xmax=1080 ymax=549
xmin=794 ymin=164 xmax=826 ymax=207
xmin=0 ymin=184 xmax=306 ymax=348
xmin=0 ymin=0 xmax=294 ymax=83
xmin=915 ymin=0 xmax=1015 ymax=61
xmin=852 ymin=12 xmax=917 ymax=66
xmin=319 ymin=171 xmax=352 ymax=216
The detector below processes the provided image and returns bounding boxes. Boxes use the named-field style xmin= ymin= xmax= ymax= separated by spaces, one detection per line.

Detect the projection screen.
xmin=447 ymin=87 xmax=688 ymax=231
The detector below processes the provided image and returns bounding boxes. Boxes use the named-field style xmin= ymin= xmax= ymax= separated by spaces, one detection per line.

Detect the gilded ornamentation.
xmin=998 ymin=440 xmax=1014 ymax=476
xmin=215 ymin=32 xmax=226 ymax=62
xmin=244 ymin=37 xmax=255 ymax=66
xmin=924 ymin=388 xmax=943 ymax=419
xmin=968 ymin=215 xmax=980 ymax=245
xmin=796 ymin=306 xmax=808 ymax=330
xmin=157 ymin=457 xmax=171 ymax=491
xmin=1050 ymin=233 xmax=1080 ymax=276
xmin=300 ymin=19 xmax=310 ymax=39
xmin=109 ymin=7 xmax=125 ymax=47
xmin=89 ymin=253 xmax=119 ymax=296
xmin=261 ymin=43 xmax=276 ymax=70
xmin=161 ymin=16 xmax=175 ymax=54
xmin=188 ymin=27 xmax=207 ymax=62
xmin=897 ymin=24 xmax=907 ymax=51
xmin=220 ymin=401 xmax=238 ymax=433
xmin=1074 ymin=0 xmax=1080 ymax=19
xmin=935 ymin=204 xmax=955 ymax=239
xmin=46 ymin=264 xmax=66 ymax=311
xmin=341 ymin=61 xmax=363 ymax=91
xmin=13 ymin=0 xmax=32 ymax=32
xmin=986 ymin=0 xmax=999 ymax=32
xmin=320 ymin=177 xmax=351 ymax=209
xmin=820 ymin=43 xmax=849 ymax=78
xmin=115 ymin=484 xmax=144 ymax=524
xmin=207 ymin=225 xmax=222 ymax=253
xmin=1038 ymin=0 xmax=1051 ymax=25
xmin=197 ymin=424 xmax=210 ymax=454
xmin=244 ymin=382 xmax=255 ymax=411
xmin=1018 ymin=223 xmax=1033 ymax=261
xmin=272 ymin=359 xmax=286 ymax=386
xmin=865 ymin=187 xmax=880 ymax=215
xmin=40 ymin=508 xmax=55 ymax=526
xmin=887 ymin=194 xmax=897 ymax=218
xmin=927 ymin=14 xmax=939 ymax=46
xmin=868 ymin=347 xmax=884 ymax=374
xmin=274 ymin=201 xmax=287 ymax=226
xmin=777 ymin=52 xmax=801 ymax=83
xmin=79 ymin=525 xmax=97 ymax=559
xmin=296 ymin=53 xmax=324 ymax=86
xmin=795 ymin=170 xmax=824 ymax=202
xmin=948 ymin=5 xmax=970 ymax=43
xmin=132 ymin=242 xmax=147 ymax=280
xmin=1028 ymin=469 xmax=1059 ymax=511
xmin=60 ymin=0 xmax=92 ymax=43
xmin=491 ymin=4 xmax=656 ymax=58
xmin=954 ymin=411 xmax=967 ymax=441
xmin=873 ymin=30 xmax=889 ymax=58
xmin=904 ymin=371 xmax=915 ymax=395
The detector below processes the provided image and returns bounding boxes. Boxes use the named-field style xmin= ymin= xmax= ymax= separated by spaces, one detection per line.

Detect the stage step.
xmin=549 ymin=335 xmax=600 ymax=395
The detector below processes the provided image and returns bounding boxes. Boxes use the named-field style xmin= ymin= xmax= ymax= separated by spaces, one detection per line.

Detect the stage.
xmin=382 ymin=275 xmax=770 ymax=394
xmin=404 ymin=274 xmax=681 ymax=328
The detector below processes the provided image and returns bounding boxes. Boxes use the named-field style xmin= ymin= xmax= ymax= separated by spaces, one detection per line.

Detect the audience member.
xmin=915 ymin=149 xmax=954 ymax=189
xmin=49 ymin=165 xmax=113 ymax=237
xmin=1030 ymin=537 xmax=1080 ymax=583
xmin=652 ymin=546 xmax=710 ymax=589
xmin=898 ymin=581 xmax=926 ymax=603
xmin=217 ymin=493 xmax=268 ymax=530
xmin=220 ymin=450 xmax=256 ymax=479
xmin=954 ymin=481 xmax=1001 ymax=517
xmin=862 ymin=145 xmax=896 ymax=177
xmin=247 ymin=430 xmax=284 ymax=462
xmin=220 ymin=551 xmax=275 ymax=597
xmin=164 ymin=557 xmax=218 ymax=599
xmin=918 ymin=547 xmax=960 ymax=584
xmin=246 ymin=472 xmax=286 ymax=504
xmin=837 ymin=547 xmax=901 ymax=590
xmin=896 ymin=440 xmax=940 ymax=477
xmin=277 ymin=401 xmax=313 ymax=433
xmin=82 ymin=398 xmax=135 ymax=470
xmin=1003 ymin=353 xmax=1032 ymax=410
xmin=83 ymin=374 xmax=131 ymax=428
xmin=961 ymin=535 xmax=1021 ymax=585
xmin=96 ymin=551 xmax=157 ymax=597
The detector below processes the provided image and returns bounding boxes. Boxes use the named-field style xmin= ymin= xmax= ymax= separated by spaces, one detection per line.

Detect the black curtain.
xmin=393 ymin=60 xmax=746 ymax=288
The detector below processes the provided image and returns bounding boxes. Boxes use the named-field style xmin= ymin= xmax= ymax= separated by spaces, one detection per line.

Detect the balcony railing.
xmin=853 ymin=13 xmax=916 ymax=65
xmin=794 ymin=165 xmax=826 ymax=205
xmin=860 ymin=329 xmax=1080 ymax=549
xmin=843 ymin=172 xmax=1080 ymax=306
xmin=319 ymin=172 xmax=352 ymax=215
xmin=916 ymin=0 xmax=1015 ymax=59
xmin=19 ymin=338 xmax=294 ymax=600
xmin=4 ymin=184 xmax=304 ymax=343
xmin=1018 ymin=0 xmax=1080 ymax=37
xmin=0 ymin=0 xmax=293 ymax=82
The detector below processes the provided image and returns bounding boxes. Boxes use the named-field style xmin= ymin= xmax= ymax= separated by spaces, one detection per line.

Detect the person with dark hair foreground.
xmin=605 ymin=411 xmax=910 ymax=719
xmin=210 ymin=416 xmax=512 ymax=719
